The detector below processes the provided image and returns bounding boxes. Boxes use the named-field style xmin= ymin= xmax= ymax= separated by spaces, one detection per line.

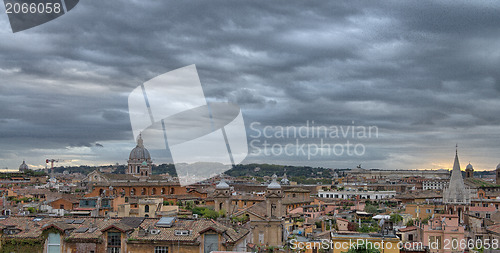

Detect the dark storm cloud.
xmin=1 ymin=0 xmax=500 ymax=170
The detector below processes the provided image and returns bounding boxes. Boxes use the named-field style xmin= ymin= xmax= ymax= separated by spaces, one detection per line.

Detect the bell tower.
xmin=465 ymin=163 xmax=474 ymax=178
xmin=214 ymin=180 xmax=231 ymax=216
xmin=266 ymin=174 xmax=283 ymax=218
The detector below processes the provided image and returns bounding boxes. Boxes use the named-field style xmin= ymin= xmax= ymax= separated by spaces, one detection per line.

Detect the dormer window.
xmin=174 ymin=230 xmax=191 ymax=236
xmin=2 ymin=227 xmax=21 ymax=235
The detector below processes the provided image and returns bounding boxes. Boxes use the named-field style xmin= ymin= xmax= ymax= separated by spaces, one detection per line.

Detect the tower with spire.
xmin=443 ymin=146 xmax=470 ymax=224
xmin=443 ymin=146 xmax=470 ymax=204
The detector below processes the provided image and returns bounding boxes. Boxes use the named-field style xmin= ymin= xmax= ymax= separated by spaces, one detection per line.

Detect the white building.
xmin=422 ymin=179 xmax=449 ymax=190
xmin=318 ymin=190 xmax=396 ymax=200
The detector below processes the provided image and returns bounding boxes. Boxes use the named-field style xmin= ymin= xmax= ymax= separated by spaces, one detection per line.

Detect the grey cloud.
xmin=1 ymin=0 xmax=500 ymax=170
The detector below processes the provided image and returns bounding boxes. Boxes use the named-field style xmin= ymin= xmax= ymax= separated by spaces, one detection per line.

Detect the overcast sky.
xmin=1 ymin=0 xmax=500 ymax=172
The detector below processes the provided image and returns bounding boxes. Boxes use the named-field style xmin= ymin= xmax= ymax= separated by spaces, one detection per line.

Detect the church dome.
xmin=129 ymin=135 xmax=151 ymax=160
xmin=268 ymin=174 xmax=281 ymax=189
xmin=466 ymin=163 xmax=473 ymax=170
xmin=19 ymin=161 xmax=28 ymax=171
xmin=216 ymin=180 xmax=230 ymax=189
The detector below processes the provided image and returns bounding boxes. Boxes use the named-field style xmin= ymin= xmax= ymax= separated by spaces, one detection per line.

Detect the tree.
xmin=406 ymin=219 xmax=414 ymax=227
xmin=364 ymin=204 xmax=377 ymax=214
xmin=202 ymin=209 xmax=220 ymax=219
xmin=390 ymin=213 xmax=403 ymax=224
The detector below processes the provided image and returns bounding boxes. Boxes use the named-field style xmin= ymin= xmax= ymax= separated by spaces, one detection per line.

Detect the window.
xmin=155 ymin=246 xmax=168 ymax=253
xmin=47 ymin=233 xmax=61 ymax=253
xmin=429 ymin=236 xmax=442 ymax=249
xmin=486 ymin=213 xmax=491 ymax=219
xmin=145 ymin=205 xmax=150 ymax=213
xmin=426 ymin=209 xmax=431 ymax=213
xmin=174 ymin=230 xmax=190 ymax=236
xmin=108 ymin=232 xmax=121 ymax=253
xmin=204 ymin=234 xmax=219 ymax=253
xmin=60 ymin=204 xmax=64 ymax=209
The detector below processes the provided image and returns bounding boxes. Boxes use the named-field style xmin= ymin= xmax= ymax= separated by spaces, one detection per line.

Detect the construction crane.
xmin=45 ymin=159 xmax=72 ymax=178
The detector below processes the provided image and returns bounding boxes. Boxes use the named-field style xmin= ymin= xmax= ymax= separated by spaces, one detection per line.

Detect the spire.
xmin=453 ymin=148 xmax=460 ymax=172
xmin=137 ymin=133 xmax=144 ymax=147
xmin=444 ymin=146 xmax=470 ymax=204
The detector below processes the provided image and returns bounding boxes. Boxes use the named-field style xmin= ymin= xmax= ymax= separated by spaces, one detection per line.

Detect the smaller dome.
xmin=141 ymin=161 xmax=148 ymax=166
xmin=268 ymin=174 xmax=281 ymax=189
xmin=216 ymin=180 xmax=230 ymax=189
xmin=466 ymin=163 xmax=473 ymax=170
xmin=281 ymin=173 xmax=289 ymax=184
xmin=19 ymin=161 xmax=29 ymax=171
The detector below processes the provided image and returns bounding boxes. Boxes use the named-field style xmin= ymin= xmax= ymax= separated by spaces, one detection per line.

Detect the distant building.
xmin=465 ymin=163 xmax=474 ymax=178
xmin=18 ymin=161 xmax=29 ymax=172
xmin=404 ymin=203 xmax=445 ymax=220
xmin=127 ymin=134 xmax=152 ymax=178
xmin=496 ymin=163 xmax=500 ymax=184
xmin=318 ymin=189 xmax=396 ymax=200
xmin=422 ymin=179 xmax=449 ymax=190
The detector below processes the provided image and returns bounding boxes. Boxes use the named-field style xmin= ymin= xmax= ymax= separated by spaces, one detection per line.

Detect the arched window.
xmin=145 ymin=205 xmax=150 ymax=213
xmin=99 ymin=189 xmax=104 ymax=195
xmin=219 ymin=203 xmax=223 ymax=210
xmin=141 ymin=188 xmax=146 ymax=195
xmin=145 ymin=171 xmax=148 ymax=176
xmin=137 ymin=166 xmax=140 ymax=174
xmin=170 ymin=188 xmax=174 ymax=194
xmin=151 ymin=188 xmax=156 ymax=195
xmin=161 ymin=188 xmax=165 ymax=194
xmin=130 ymin=188 xmax=135 ymax=196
